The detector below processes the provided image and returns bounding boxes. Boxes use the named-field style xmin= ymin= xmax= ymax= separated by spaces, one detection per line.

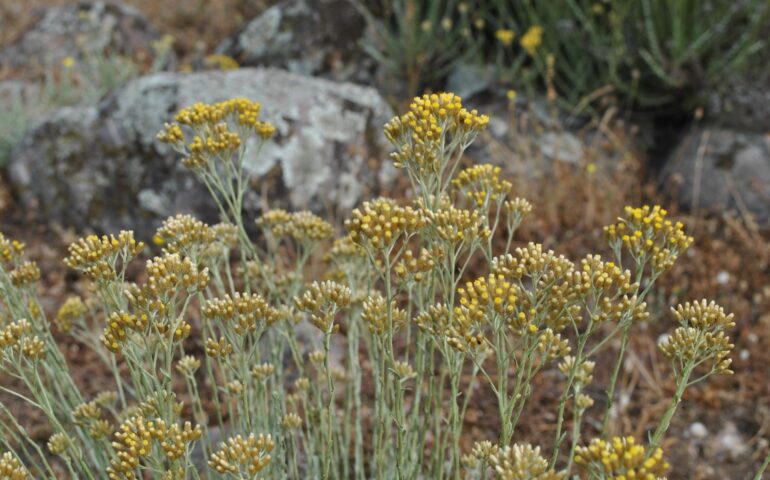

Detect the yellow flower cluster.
xmin=176 ymin=355 xmax=201 ymax=376
xmin=385 ymin=93 xmax=490 ymax=147
xmin=154 ymin=214 xmax=215 ymax=256
xmin=425 ymin=205 xmax=490 ymax=245
xmin=575 ymin=436 xmax=669 ymax=479
xmin=209 ymin=433 xmax=275 ymax=476
xmin=205 ymin=336 xmax=234 ymax=358
xmin=255 ymin=209 xmax=293 ymax=237
xmin=604 ymin=205 xmax=693 ymax=271
xmin=492 ymin=244 xmax=579 ymax=331
xmin=157 ymin=98 xmax=276 ymax=170
xmin=282 ymin=413 xmax=302 ymax=430
xmin=9 ymin=261 xmax=40 ymax=288
xmin=458 ymin=273 xmax=519 ymax=320
xmin=126 ymin=253 xmax=209 ymax=319
xmin=384 ymin=93 xmax=489 ymax=175
xmin=452 ymin=274 xmax=519 ymax=350
xmin=65 ymin=231 xmax=144 ymax=281
xmin=19 ymin=336 xmax=45 ymax=361
xmin=576 ymin=255 xmax=642 ymax=323
xmin=537 ymin=328 xmax=571 ymax=363
xmin=203 ymin=54 xmax=240 ymax=71
xmin=252 ymin=362 xmax=275 ymax=380
xmin=461 ymin=440 xmax=499 ymax=468
xmin=0 ymin=233 xmax=25 ymax=266
xmin=346 ymin=198 xmax=426 ymax=251
xmin=72 ymin=397 xmax=115 ymax=439
xmin=107 ymin=416 xmax=201 ymax=480
xmin=0 ymin=319 xmax=31 ymax=351
xmin=489 ymin=443 xmax=564 ymax=480
xmin=256 ymin=209 xmax=334 ymax=244
xmin=520 ymin=25 xmax=544 ymax=55
xmin=55 ymin=296 xmax=87 ymax=333
xmin=495 ymin=29 xmax=515 ymax=47
xmin=202 ymin=292 xmax=281 ymax=335
xmin=558 ymin=356 xmax=596 ymax=385
xmin=47 ymin=433 xmax=74 ymax=457
xmin=0 ymin=451 xmax=29 ymax=479
xmin=101 ymin=311 xmax=140 ymax=352
xmin=394 ymin=246 xmax=442 ymax=284
xmin=492 ymin=243 xmax=573 ymax=280
xmin=286 ymin=211 xmax=335 ymax=242
xmin=294 ymin=280 xmax=352 ymax=333
xmin=361 ymin=291 xmax=407 ymax=335
xmin=452 ymin=164 xmax=512 ymax=207
xmin=660 ymin=300 xmax=735 ymax=375
xmin=414 ymin=303 xmax=451 ymax=337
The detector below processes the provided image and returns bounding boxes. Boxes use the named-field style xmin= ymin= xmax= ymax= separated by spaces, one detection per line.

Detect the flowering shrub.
xmin=0 ymin=93 xmax=755 ymax=479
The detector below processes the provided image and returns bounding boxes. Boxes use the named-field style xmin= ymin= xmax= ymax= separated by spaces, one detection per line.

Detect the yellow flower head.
xmin=520 ymin=25 xmax=544 ymax=55
xmin=209 ymin=433 xmax=274 ymax=476
xmin=346 ymin=198 xmax=426 ymax=252
xmin=575 ymin=436 xmax=669 ymax=479
xmin=384 ymin=93 xmax=489 ymax=178
xmin=361 ymin=291 xmax=407 ymax=335
xmin=157 ymin=98 xmax=275 ymax=170
xmin=495 ymin=29 xmax=515 ymax=47
xmin=0 ymin=451 xmax=30 ymax=479
xmin=203 ymin=292 xmax=281 ymax=334
xmin=604 ymin=205 xmax=693 ymax=272
xmin=660 ymin=300 xmax=735 ymax=375
xmin=107 ymin=416 xmax=201 ymax=480
xmin=452 ymin=163 xmax=512 ymax=207
xmin=294 ymin=280 xmax=352 ymax=333
xmin=65 ymin=231 xmax=144 ymax=281
xmin=489 ymin=443 xmax=564 ymax=480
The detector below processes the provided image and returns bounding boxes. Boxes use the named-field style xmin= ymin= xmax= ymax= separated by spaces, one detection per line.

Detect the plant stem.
xmin=601 ymin=323 xmax=631 ymax=435
xmin=754 ymin=450 xmax=770 ymax=480
xmin=648 ymin=364 xmax=693 ymax=452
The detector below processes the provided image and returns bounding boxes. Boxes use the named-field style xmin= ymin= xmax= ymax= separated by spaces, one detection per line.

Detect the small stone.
xmin=716 ymin=422 xmax=748 ymax=460
xmin=689 ymin=422 xmax=709 ymax=439
xmin=715 ymin=271 xmax=730 ymax=285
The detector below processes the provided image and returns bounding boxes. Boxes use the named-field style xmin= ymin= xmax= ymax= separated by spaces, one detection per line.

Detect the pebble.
xmin=689 ymin=422 xmax=709 ymax=439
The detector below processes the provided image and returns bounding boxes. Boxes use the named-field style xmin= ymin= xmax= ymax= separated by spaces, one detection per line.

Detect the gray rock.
xmin=466 ymin=96 xmax=624 ymax=177
xmin=660 ymin=126 xmax=770 ymax=228
xmin=8 ymin=68 xmax=394 ymax=237
xmin=216 ymin=0 xmax=368 ymax=82
xmin=446 ymin=63 xmax=495 ymax=100
xmin=706 ymin=68 xmax=770 ymax=131
xmin=0 ymin=1 xmax=169 ymax=70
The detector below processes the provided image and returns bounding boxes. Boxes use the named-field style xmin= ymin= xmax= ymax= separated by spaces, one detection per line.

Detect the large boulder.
xmin=0 ymin=2 xmax=168 ymax=70
xmin=8 ymin=68 xmax=394 ymax=237
xmin=660 ymin=126 xmax=770 ymax=228
xmin=215 ymin=0 xmax=369 ymax=83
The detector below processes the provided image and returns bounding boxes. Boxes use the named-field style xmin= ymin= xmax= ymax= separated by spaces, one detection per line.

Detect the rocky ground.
xmin=0 ymin=1 xmax=769 ymax=479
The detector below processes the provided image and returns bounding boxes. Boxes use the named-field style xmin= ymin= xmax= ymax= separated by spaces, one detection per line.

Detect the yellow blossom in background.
xmin=495 ymin=29 xmax=515 ymax=47
xmin=62 ymin=56 xmax=75 ymax=68
xmin=204 ymin=54 xmax=240 ymax=71
xmin=520 ymin=25 xmax=544 ymax=55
